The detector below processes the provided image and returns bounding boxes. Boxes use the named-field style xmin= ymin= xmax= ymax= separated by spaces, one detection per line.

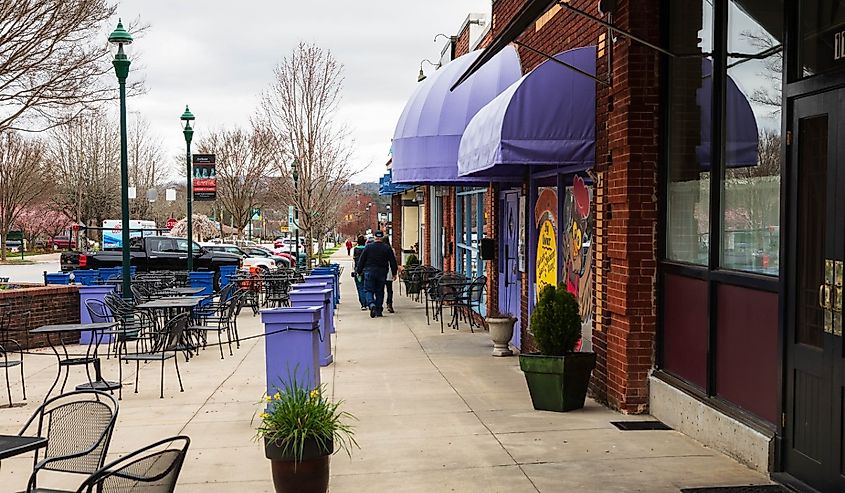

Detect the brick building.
xmin=387 ymin=1 xmax=841 ymax=490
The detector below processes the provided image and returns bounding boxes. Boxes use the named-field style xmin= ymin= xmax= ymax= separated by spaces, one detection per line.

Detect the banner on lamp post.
xmin=192 ymin=154 xmax=216 ymax=201
xmin=288 ymin=205 xmax=298 ymax=231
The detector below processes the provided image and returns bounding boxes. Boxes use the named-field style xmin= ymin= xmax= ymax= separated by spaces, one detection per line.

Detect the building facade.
xmin=387 ymin=1 xmax=843 ymax=490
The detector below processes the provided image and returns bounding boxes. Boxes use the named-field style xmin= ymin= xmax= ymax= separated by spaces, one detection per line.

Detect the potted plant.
xmin=256 ymin=378 xmax=357 ymax=493
xmin=519 ymin=283 xmax=595 ymax=412
xmin=402 ymin=254 xmax=422 ymax=294
xmin=486 ymin=307 xmax=516 ymax=357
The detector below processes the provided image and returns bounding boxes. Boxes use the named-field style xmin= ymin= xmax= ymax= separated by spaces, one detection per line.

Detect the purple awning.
xmin=458 ymin=46 xmax=596 ymax=178
xmin=698 ymin=59 xmax=759 ymax=168
xmin=392 ymin=46 xmax=522 ymax=184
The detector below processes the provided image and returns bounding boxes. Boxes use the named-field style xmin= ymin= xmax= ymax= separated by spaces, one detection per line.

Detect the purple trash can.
xmin=289 ymin=288 xmax=333 ymax=366
xmin=260 ymin=306 xmax=322 ymax=395
xmin=79 ymin=284 xmax=115 ymax=345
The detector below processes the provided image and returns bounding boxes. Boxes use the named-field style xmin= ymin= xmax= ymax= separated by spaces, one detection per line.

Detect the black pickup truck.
xmin=60 ymin=236 xmax=242 ymax=285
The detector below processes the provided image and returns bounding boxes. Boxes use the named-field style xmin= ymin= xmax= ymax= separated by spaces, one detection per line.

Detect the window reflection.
xmin=722 ymin=0 xmax=782 ymax=275
xmin=666 ymin=0 xmax=712 ymax=265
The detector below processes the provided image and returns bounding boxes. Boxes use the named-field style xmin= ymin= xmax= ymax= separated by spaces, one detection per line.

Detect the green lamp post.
xmin=109 ymin=19 xmax=133 ymax=299
xmin=180 ymin=106 xmax=195 ymax=272
xmin=291 ymin=159 xmax=300 ymax=268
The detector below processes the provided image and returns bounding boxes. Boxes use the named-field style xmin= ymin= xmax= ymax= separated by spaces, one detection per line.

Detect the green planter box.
xmin=519 ymin=352 xmax=596 ymax=412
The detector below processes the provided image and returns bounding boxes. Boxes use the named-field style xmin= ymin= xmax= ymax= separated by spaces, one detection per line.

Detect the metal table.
xmin=0 ymin=435 xmax=47 ymax=464
xmin=161 ymin=287 xmax=205 ymax=297
xmin=29 ymin=323 xmax=120 ymax=398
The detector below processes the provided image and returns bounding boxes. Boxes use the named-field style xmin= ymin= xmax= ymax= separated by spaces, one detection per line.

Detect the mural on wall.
xmin=562 ymin=175 xmax=594 ymax=350
xmin=535 ymin=187 xmax=558 ymax=299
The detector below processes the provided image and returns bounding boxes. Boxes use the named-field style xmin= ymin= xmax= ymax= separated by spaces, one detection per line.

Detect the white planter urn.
xmin=486 ymin=316 xmax=516 ymax=356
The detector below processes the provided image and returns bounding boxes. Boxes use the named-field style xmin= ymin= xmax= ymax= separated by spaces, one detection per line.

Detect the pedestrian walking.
xmin=345 ymin=238 xmax=353 ymax=255
xmin=383 ymin=236 xmax=395 ymax=313
xmin=355 ymin=230 xmax=398 ymax=318
xmin=352 ymin=235 xmax=368 ymax=310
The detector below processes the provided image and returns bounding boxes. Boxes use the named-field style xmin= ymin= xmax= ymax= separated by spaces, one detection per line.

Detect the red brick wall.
xmin=443 ymin=187 xmax=457 ymax=272
xmin=0 ymin=285 xmax=81 ymax=348
xmin=423 ymin=187 xmax=432 ymax=265
xmin=592 ymin=1 xmax=661 ymax=414
xmin=486 ymin=183 xmax=499 ymax=314
xmin=391 ymin=194 xmax=403 ymax=262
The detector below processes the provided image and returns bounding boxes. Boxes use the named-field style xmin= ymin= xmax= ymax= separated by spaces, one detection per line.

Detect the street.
xmin=0 ymin=253 xmax=60 ymax=283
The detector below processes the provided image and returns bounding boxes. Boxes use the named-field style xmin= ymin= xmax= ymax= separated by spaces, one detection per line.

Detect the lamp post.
xmin=291 ymin=159 xmax=300 ymax=268
xmin=180 ymin=106 xmax=195 ymax=272
xmin=109 ymin=19 xmax=133 ymax=300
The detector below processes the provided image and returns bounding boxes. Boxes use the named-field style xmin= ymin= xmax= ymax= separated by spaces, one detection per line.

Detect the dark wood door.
xmin=785 ymin=89 xmax=845 ymax=492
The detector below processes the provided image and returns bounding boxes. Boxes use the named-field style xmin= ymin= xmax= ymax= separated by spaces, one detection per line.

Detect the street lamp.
xmin=291 ymin=159 xmax=300 ymax=268
xmin=180 ymin=106 xmax=195 ymax=271
xmin=109 ymin=19 xmax=133 ymax=300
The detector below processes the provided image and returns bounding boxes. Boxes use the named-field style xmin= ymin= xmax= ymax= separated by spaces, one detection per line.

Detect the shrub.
xmin=530 ymin=283 xmax=581 ymax=356
xmin=405 ymin=253 xmax=420 ymax=266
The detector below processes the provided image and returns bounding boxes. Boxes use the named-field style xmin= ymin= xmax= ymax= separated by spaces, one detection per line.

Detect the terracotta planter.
xmin=265 ymin=438 xmax=333 ymax=493
xmin=486 ymin=316 xmax=516 ymax=356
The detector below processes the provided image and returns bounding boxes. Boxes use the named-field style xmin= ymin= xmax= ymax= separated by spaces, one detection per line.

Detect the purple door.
xmin=499 ymin=191 xmax=521 ymax=349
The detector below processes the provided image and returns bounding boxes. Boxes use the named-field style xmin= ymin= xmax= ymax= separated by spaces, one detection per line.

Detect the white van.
xmin=102 ymin=220 xmax=157 ymax=249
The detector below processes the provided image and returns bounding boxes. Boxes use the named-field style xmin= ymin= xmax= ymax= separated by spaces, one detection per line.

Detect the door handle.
xmin=819 ymin=283 xmax=830 ymax=309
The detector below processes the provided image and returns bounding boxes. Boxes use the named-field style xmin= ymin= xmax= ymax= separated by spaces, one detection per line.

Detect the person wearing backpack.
xmin=351 ymin=235 xmax=367 ymax=310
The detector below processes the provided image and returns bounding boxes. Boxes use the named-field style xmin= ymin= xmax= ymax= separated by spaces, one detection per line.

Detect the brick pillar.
xmin=486 ymin=183 xmax=499 ymax=314
xmin=590 ymin=0 xmax=661 ymax=414
xmin=391 ymin=194 xmax=402 ymax=262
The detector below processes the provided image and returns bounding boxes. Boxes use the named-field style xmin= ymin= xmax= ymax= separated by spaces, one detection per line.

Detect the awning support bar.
xmin=558 ymin=2 xmax=678 ymax=59
xmin=513 ymin=40 xmax=610 ymax=86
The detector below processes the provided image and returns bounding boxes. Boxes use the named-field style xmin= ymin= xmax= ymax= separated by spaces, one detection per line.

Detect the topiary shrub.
xmin=530 ymin=283 xmax=581 ymax=356
xmin=405 ymin=253 xmax=420 ymax=266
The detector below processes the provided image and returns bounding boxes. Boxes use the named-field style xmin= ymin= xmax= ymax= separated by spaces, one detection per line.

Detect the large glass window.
xmin=666 ymin=0 xmax=713 ymax=265
xmin=721 ymin=1 xmax=782 ymax=275
xmin=456 ymin=187 xmax=486 ymax=279
xmin=798 ymin=1 xmax=845 ymax=78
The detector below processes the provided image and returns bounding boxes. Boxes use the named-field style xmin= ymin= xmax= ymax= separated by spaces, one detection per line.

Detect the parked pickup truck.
xmin=60 ymin=236 xmax=241 ymax=287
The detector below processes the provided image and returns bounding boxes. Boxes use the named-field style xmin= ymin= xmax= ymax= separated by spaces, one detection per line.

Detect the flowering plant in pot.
xmin=256 ymin=378 xmax=357 ymax=493
xmin=485 ymin=306 xmax=516 ymax=357
xmin=519 ymin=283 xmax=595 ymax=412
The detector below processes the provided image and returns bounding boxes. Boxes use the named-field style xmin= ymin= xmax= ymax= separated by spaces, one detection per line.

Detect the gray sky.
xmin=116 ymin=0 xmax=492 ymax=183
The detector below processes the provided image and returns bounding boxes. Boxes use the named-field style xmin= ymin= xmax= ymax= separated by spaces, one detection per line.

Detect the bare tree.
xmin=257 ymin=41 xmax=358 ymax=258
xmin=0 ymin=1 xmax=146 ymax=133
xmin=0 ymin=131 xmax=49 ymax=259
xmin=197 ymin=126 xmax=271 ymax=237
xmin=48 ymin=110 xmax=120 ymax=241
xmin=127 ymin=115 xmax=166 ymax=219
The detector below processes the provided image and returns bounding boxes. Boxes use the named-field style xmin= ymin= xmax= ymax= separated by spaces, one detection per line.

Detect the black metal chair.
xmin=119 ymin=313 xmax=189 ymax=399
xmin=0 ymin=309 xmax=26 ymax=407
xmin=74 ymin=436 xmax=190 ymax=493
xmin=189 ymin=294 xmax=239 ymax=359
xmin=453 ymin=276 xmax=487 ymax=332
xmin=18 ymin=390 xmax=118 ymax=493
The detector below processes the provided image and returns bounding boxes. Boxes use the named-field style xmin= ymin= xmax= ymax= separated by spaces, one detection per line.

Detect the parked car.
xmin=5 ymin=240 xmax=22 ymax=253
xmin=47 ymin=236 xmax=77 ymax=250
xmin=60 ymin=236 xmax=241 ymax=288
xmin=200 ymin=243 xmax=283 ymax=272
xmin=243 ymin=246 xmax=292 ymax=268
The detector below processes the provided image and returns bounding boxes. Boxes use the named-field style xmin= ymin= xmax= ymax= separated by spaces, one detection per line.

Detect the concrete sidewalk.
xmin=0 ymin=248 xmax=770 ymax=492
xmin=327 ymin=250 xmax=771 ymax=492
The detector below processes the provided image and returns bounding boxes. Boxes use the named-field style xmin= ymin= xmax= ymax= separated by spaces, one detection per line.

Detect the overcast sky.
xmin=115 ymin=0 xmax=492 ymax=183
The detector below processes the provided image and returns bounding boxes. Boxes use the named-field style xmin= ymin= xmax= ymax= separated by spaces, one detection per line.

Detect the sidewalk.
xmin=327 ymin=249 xmax=771 ymax=492
xmin=0 ymin=249 xmax=771 ymax=492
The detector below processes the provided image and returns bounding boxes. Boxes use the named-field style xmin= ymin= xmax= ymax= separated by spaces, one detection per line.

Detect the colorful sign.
xmin=192 ymin=154 xmax=216 ymax=201
xmin=165 ymin=217 xmax=177 ymax=230
xmin=536 ymin=218 xmax=558 ymax=295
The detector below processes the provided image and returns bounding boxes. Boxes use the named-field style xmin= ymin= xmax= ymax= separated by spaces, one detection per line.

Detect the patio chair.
xmin=0 ymin=309 xmax=27 ymax=407
xmin=118 ymin=313 xmax=189 ymax=399
xmin=85 ymin=299 xmax=154 ymax=359
xmin=74 ymin=436 xmax=190 ymax=493
xmin=189 ymin=294 xmax=239 ymax=359
xmin=435 ymin=275 xmax=469 ymax=334
xmin=18 ymin=390 xmax=118 ymax=493
xmin=452 ymin=276 xmax=487 ymax=332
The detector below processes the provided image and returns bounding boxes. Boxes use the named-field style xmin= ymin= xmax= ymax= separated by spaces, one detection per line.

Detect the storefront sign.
xmin=192 ymin=154 xmax=216 ymax=201
xmin=536 ymin=218 xmax=557 ymax=294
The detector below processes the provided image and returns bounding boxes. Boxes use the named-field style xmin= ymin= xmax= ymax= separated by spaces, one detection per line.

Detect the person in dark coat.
xmin=355 ymin=230 xmax=398 ymax=318
xmin=351 ymin=235 xmax=367 ymax=310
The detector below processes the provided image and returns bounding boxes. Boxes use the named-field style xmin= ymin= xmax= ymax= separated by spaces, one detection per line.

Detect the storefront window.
xmin=666 ymin=0 xmax=712 ymax=265
xmin=456 ymin=187 xmax=486 ymax=279
xmin=722 ymin=0 xmax=782 ymax=275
